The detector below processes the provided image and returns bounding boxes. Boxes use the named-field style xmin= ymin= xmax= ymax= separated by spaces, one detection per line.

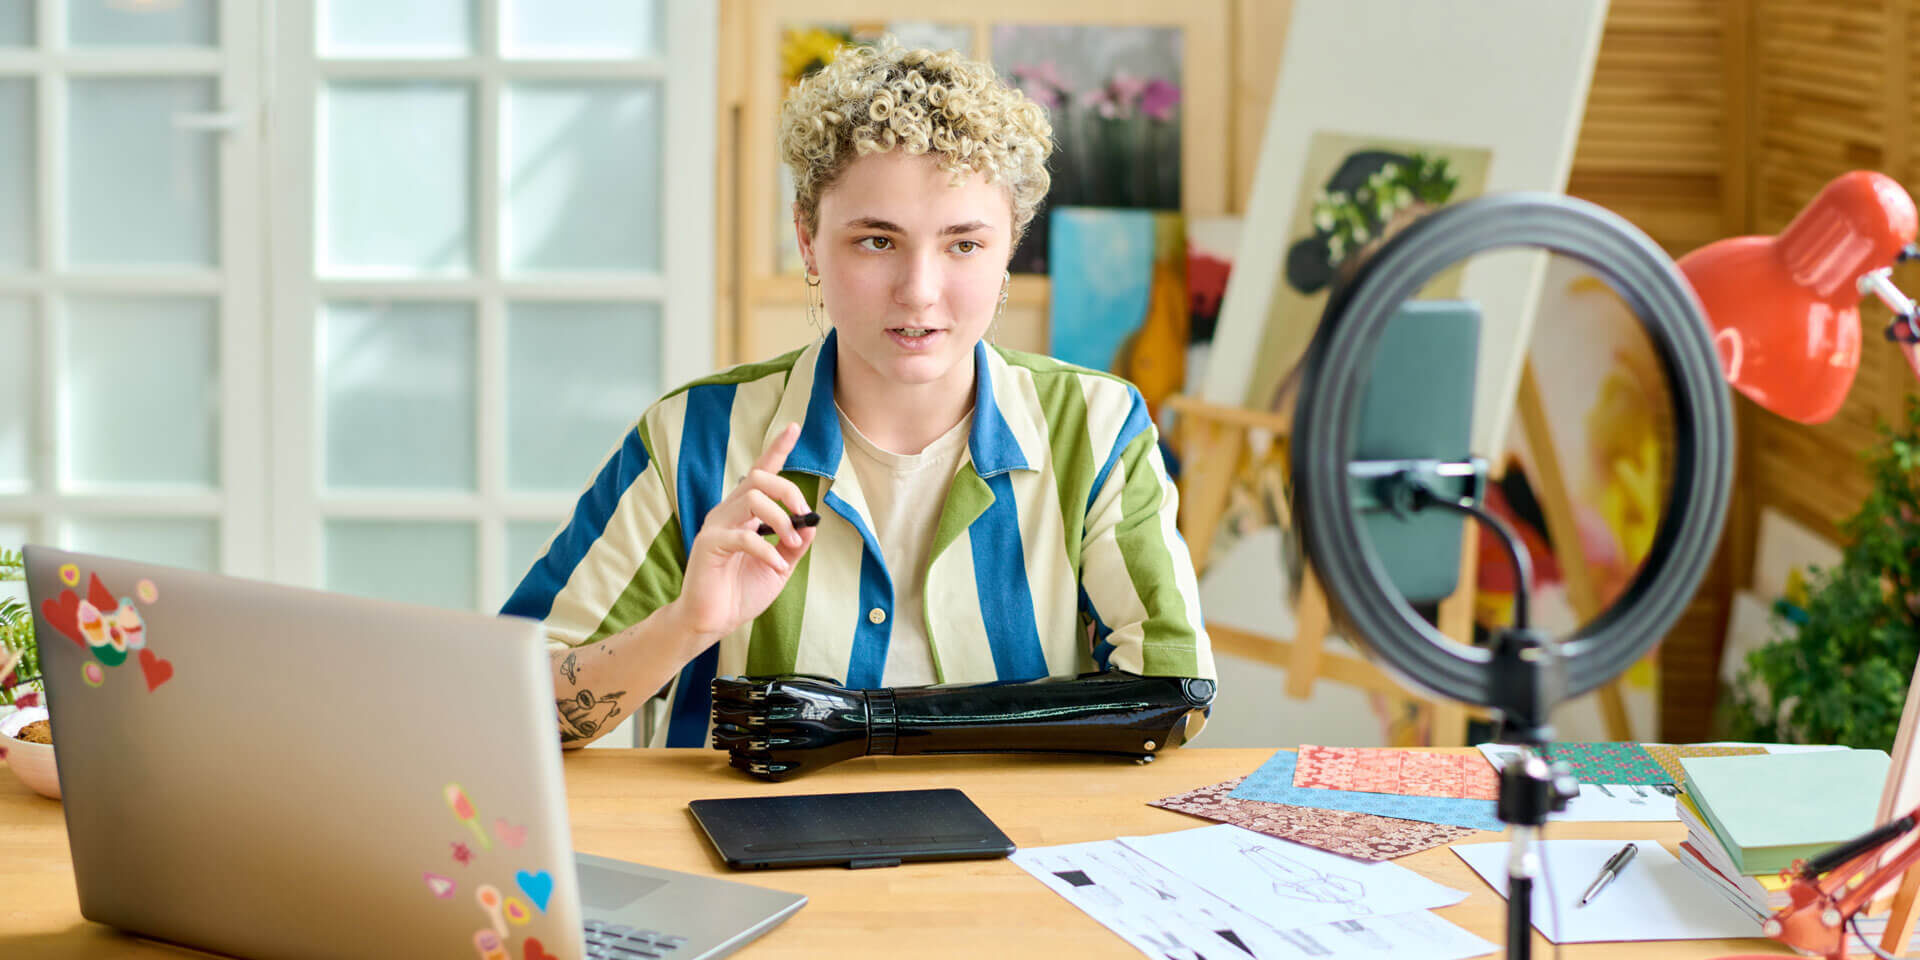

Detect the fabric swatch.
xmin=1545 ymin=742 xmax=1671 ymax=786
xmin=1293 ymin=744 xmax=1501 ymax=800
xmin=1151 ymin=775 xmax=1482 ymax=862
xmin=1642 ymin=743 xmax=1768 ymax=784
xmin=1228 ymin=750 xmax=1506 ymax=831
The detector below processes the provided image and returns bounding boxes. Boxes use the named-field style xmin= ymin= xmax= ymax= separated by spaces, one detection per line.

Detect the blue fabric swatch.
xmin=1228 ymin=750 xmax=1506 ymax=832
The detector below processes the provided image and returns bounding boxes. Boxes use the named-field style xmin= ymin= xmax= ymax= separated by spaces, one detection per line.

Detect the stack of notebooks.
xmin=1674 ymin=748 xmax=1920 ymax=951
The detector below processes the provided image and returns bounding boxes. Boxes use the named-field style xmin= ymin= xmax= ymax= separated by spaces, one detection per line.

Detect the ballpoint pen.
xmin=1577 ymin=842 xmax=1639 ymax=908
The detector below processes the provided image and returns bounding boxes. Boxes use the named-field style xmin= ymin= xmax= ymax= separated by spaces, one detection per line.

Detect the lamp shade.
xmin=1677 ymin=170 xmax=1917 ymax=424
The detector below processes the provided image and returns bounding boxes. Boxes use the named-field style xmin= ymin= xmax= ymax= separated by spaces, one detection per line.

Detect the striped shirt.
xmin=502 ymin=330 xmax=1216 ymax=747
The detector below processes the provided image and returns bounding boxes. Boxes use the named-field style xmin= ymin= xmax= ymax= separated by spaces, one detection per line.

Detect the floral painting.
xmin=992 ymin=24 xmax=1183 ymax=274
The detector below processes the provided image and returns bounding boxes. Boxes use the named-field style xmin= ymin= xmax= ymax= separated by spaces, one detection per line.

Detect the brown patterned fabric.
xmin=1149 ymin=776 xmax=1486 ymax=862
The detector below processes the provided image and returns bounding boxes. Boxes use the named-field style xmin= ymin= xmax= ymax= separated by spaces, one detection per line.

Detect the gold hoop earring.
xmin=989 ymin=271 xmax=1010 ymax=344
xmin=805 ymin=271 xmax=827 ymax=338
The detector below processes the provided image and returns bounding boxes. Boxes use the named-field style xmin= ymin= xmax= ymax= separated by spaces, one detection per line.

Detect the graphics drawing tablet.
xmin=688 ymin=788 xmax=1016 ymax=870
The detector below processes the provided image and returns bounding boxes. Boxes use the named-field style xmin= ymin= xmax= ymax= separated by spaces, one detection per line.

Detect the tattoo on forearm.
xmin=556 ymin=688 xmax=627 ymax=743
xmin=561 ymin=652 xmax=578 ymax=684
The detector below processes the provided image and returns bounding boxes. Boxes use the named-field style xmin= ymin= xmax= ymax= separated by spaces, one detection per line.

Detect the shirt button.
xmin=868 ymin=607 xmax=887 ymax=625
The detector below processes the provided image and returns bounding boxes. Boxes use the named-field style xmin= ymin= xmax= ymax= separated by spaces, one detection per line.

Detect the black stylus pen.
xmin=1576 ymin=842 xmax=1638 ymax=908
xmin=755 ymin=511 xmax=821 ymax=537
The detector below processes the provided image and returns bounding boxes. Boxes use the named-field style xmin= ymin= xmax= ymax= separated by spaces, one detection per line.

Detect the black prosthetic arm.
xmin=710 ymin=671 xmax=1216 ymax=781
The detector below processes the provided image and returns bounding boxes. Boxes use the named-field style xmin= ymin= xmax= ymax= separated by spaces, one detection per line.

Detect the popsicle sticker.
xmin=476 ymin=884 xmax=508 ymax=938
xmin=472 ymin=929 xmax=509 ymax=960
xmin=445 ymin=783 xmax=491 ymax=850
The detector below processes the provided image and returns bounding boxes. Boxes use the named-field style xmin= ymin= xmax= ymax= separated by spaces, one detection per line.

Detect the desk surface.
xmin=0 ymin=747 xmax=1791 ymax=958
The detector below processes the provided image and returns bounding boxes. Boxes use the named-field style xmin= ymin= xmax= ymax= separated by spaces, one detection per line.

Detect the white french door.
xmin=0 ymin=0 xmax=267 ymax=576
xmin=269 ymin=0 xmax=715 ymax=614
xmin=0 ymin=0 xmax=716 ymax=626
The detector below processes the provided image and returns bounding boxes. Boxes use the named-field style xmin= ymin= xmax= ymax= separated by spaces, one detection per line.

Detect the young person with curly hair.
xmin=504 ymin=40 xmax=1216 ymax=779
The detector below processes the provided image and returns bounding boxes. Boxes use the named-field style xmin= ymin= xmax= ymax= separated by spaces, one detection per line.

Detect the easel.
xmin=1166 ymin=358 xmax=1634 ymax=748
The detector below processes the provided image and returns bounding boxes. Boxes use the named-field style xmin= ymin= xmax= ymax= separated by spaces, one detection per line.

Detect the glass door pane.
xmin=67 ymin=78 xmax=219 ymax=267
xmin=0 ymin=78 xmax=31 ymax=269
xmin=320 ymin=82 xmax=473 ymax=275
xmin=68 ymin=0 xmax=216 ymax=47
xmin=64 ymin=297 xmax=218 ymax=489
xmin=503 ymin=83 xmax=660 ymax=273
xmin=0 ymin=298 xmax=30 ymax=492
xmin=501 ymin=0 xmax=661 ymax=59
xmin=322 ymin=0 xmax=473 ymax=58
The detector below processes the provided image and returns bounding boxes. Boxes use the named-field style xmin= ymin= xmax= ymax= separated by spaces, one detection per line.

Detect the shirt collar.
xmin=769 ymin=329 xmax=1040 ymax=479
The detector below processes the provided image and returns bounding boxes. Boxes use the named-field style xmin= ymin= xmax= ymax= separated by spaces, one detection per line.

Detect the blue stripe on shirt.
xmin=1087 ymin=388 xmax=1153 ymax=515
xmin=500 ymin=426 xmax=652 ymax=622
xmin=825 ymin=489 xmax=894 ymax=689
xmin=665 ymin=383 xmax=737 ymax=748
xmin=973 ymin=472 xmax=1048 ymax=680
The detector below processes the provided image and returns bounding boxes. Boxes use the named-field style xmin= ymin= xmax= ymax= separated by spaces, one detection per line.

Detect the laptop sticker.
xmin=494 ymin=818 xmax=527 ymax=849
xmin=472 ymin=929 xmax=509 ymax=960
xmin=452 ymin=842 xmax=474 ymax=866
xmin=514 ymin=870 xmax=553 ymax=913
xmin=522 ymin=937 xmax=556 ymax=960
xmin=115 ymin=600 xmax=146 ymax=651
xmin=41 ymin=568 xmax=174 ymax=691
xmin=137 ymin=579 xmax=158 ymax=603
xmin=476 ymin=884 xmax=507 ymax=937
xmin=503 ymin=896 xmax=532 ymax=925
xmin=77 ymin=599 xmax=125 ymax=666
xmin=424 ymin=872 xmax=456 ymax=899
xmin=58 ymin=563 xmax=79 ymax=586
xmin=137 ymin=649 xmax=173 ymax=692
xmin=447 ymin=784 xmax=492 ymax=850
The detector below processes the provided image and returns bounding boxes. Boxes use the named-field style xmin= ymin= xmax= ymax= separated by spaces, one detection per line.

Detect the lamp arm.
xmin=1767 ymin=806 xmax=1920 ymax=958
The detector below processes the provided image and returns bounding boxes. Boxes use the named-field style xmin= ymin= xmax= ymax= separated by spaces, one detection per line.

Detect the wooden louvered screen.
xmin=1740 ymin=0 xmax=1908 ymax=552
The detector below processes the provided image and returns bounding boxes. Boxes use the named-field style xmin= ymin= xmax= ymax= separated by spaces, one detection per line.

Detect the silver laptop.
xmin=24 ymin=545 xmax=805 ymax=960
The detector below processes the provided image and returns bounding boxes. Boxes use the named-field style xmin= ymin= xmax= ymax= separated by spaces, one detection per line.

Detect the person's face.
xmin=796 ymin=150 xmax=1014 ymax=392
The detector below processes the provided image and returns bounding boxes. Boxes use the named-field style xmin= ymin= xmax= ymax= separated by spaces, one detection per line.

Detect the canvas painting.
xmin=1194 ymin=0 xmax=1607 ymax=688
xmin=772 ymin=21 xmax=974 ymax=275
xmin=1239 ymin=132 xmax=1490 ymax=413
xmin=992 ymin=24 xmax=1182 ymax=275
xmin=1182 ymin=215 xmax=1242 ymax=412
xmin=1048 ymin=208 xmax=1187 ymax=422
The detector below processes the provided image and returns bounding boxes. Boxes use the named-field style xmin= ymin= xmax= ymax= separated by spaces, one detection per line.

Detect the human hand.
xmin=709 ymin=674 xmax=872 ymax=780
xmin=673 ymin=423 xmax=817 ymax=641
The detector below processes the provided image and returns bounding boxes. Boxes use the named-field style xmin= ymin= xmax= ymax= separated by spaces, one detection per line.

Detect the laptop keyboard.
xmin=583 ymin=920 xmax=688 ymax=959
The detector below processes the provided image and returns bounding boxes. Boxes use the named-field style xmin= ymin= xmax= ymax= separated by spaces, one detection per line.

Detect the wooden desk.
xmin=0 ymin=748 xmax=1791 ymax=958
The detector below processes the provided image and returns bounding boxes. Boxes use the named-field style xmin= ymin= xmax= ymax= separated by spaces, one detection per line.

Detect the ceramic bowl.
xmin=0 ymin=706 xmax=59 ymax=800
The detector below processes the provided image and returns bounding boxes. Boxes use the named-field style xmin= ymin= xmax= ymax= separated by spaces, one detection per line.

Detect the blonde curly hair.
xmin=779 ymin=39 xmax=1055 ymax=246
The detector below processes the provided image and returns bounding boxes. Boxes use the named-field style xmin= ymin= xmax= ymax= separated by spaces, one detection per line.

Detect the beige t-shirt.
xmin=836 ymin=406 xmax=972 ymax=687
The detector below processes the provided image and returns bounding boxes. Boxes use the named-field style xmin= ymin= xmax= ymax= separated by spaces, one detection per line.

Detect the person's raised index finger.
xmin=755 ymin=422 xmax=801 ymax=474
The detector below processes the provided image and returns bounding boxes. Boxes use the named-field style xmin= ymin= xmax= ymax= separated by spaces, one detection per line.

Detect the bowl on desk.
xmin=0 ymin=706 xmax=59 ymax=800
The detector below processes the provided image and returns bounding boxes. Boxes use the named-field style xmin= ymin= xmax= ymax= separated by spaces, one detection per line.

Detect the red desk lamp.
xmin=1680 ymin=170 xmax=1920 ymax=425
xmin=1694 ymin=172 xmax=1920 ymax=960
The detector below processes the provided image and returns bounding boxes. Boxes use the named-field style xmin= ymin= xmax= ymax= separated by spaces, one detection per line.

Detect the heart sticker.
xmin=424 ymin=872 xmax=455 ymax=899
xmin=503 ymin=897 xmax=531 ymax=925
xmin=138 ymin=649 xmax=174 ymax=691
xmin=494 ymin=818 xmax=527 ymax=849
xmin=58 ymin=564 xmax=79 ymax=586
xmin=41 ymin=590 xmax=83 ymax=646
xmin=514 ymin=870 xmax=553 ymax=913
xmin=522 ymin=937 xmax=557 ymax=960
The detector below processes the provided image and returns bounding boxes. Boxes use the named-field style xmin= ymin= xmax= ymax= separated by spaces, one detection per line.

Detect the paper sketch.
xmin=1117 ymin=825 xmax=1467 ymax=928
xmin=1013 ymin=837 xmax=1497 ymax=960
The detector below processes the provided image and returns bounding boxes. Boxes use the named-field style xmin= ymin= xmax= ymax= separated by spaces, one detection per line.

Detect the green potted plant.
xmin=0 ymin=547 xmax=40 ymax=710
xmin=1722 ymin=397 xmax=1920 ymax=750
